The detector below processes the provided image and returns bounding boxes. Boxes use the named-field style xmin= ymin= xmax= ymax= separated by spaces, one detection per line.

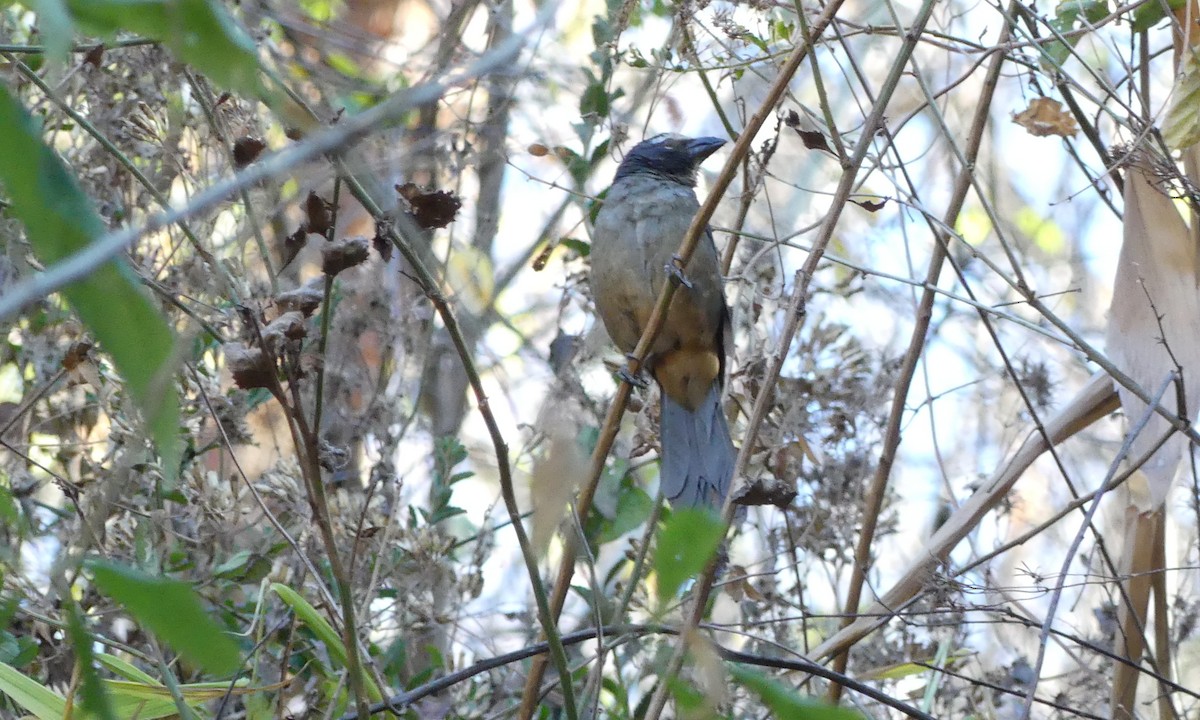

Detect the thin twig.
xmin=829 ymin=3 xmax=1015 ymax=698
xmin=0 ymin=20 xmax=534 ymax=321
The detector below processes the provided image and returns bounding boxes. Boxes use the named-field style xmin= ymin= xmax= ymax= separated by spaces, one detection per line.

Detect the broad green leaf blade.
xmin=1131 ymin=0 xmax=1187 ymax=32
xmin=0 ymin=85 xmax=180 ymax=476
xmin=730 ymin=666 xmax=862 ymax=719
xmin=96 ymin=652 xmax=159 ymax=684
xmin=27 ymin=0 xmax=75 ymax=62
xmin=596 ymin=486 xmax=653 ymax=544
xmin=0 ymin=661 xmax=66 ymax=720
xmin=88 ymin=560 xmax=240 ymax=676
xmin=652 ymin=508 xmax=725 ymax=602
xmin=106 ymin=688 xmax=180 ymax=720
xmin=66 ymin=602 xmax=116 ymax=720
xmin=104 ymin=678 xmax=252 ymax=719
xmin=270 ymin=583 xmax=383 ymax=700
xmin=1041 ymin=0 xmax=1108 ymax=70
xmin=67 ymin=0 xmax=266 ymax=99
xmin=270 ymin=583 xmax=348 ymax=667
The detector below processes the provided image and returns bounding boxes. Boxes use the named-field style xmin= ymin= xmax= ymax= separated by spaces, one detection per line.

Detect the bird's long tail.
xmin=659 ymin=382 xmax=734 ymax=508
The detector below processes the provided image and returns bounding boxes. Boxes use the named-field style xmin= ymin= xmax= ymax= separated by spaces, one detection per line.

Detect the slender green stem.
xmin=313 ymin=176 xmax=343 ymax=438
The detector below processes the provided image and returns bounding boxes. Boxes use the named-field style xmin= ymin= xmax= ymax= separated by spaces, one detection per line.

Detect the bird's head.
xmin=613 ymin=133 xmax=726 ymax=186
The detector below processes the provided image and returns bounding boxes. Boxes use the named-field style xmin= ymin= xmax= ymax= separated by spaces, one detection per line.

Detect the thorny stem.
xmin=274 ymin=37 xmax=578 ymax=708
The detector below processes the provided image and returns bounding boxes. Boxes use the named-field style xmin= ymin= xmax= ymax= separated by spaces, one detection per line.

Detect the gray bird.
xmin=590 ymin=133 xmax=734 ymax=508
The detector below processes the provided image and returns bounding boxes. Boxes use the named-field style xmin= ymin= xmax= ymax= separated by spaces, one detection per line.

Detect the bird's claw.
xmin=618 ymin=361 xmax=649 ymax=388
xmin=666 ymin=256 xmax=693 ymax=289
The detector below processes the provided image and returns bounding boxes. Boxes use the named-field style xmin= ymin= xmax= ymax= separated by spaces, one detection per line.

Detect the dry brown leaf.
xmin=304 ymin=191 xmax=334 ymax=236
xmin=396 ymin=183 xmax=462 ymax=229
xmin=274 ymin=279 xmax=325 ymax=317
xmin=232 ymin=136 xmax=266 ymax=168
xmin=322 ymin=236 xmax=370 ymax=276
xmin=226 ymin=343 xmax=274 ymax=390
xmin=529 ymin=393 xmax=587 ymax=556
xmin=1012 ymin=97 xmax=1078 ymax=138
xmin=685 ymin=627 xmax=729 ymax=711
xmin=1106 ymin=165 xmax=1200 ymax=509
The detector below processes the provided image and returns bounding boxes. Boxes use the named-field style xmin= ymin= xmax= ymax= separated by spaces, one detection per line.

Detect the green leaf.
xmin=97 ymin=652 xmax=159 ymax=684
xmin=1131 ymin=0 xmax=1186 ymax=32
xmin=731 ymin=666 xmax=863 ymax=719
xmin=665 ymin=676 xmax=710 ymax=715
xmin=0 ymin=661 xmax=66 ymax=720
xmin=28 ymin=0 xmax=74 ymax=62
xmin=66 ymin=601 xmax=116 ymax=720
xmin=66 ymin=0 xmax=266 ymax=98
xmin=0 ymin=633 xmax=18 ymax=664
xmin=597 ymin=486 xmax=653 ymax=544
xmin=652 ymin=508 xmax=725 ymax=602
xmin=271 ymin=583 xmax=346 ymax=665
xmin=580 ymin=80 xmax=610 ymax=118
xmin=0 ymin=86 xmax=181 ymax=478
xmin=270 ymin=584 xmax=383 ymax=700
xmin=1042 ymin=0 xmax=1110 ymax=70
xmin=745 ymin=32 xmax=770 ymax=54
xmin=559 ymin=237 xmax=591 ymax=258
xmin=88 ymin=560 xmax=240 ymax=676
xmin=226 ymin=552 xmax=272 ymax=583
xmin=588 ymin=186 xmax=609 ymax=225
xmin=0 ymin=483 xmax=18 ymax=527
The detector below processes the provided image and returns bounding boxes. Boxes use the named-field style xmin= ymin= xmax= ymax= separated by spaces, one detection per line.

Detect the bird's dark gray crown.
xmin=613 ymin=133 xmax=725 ymax=186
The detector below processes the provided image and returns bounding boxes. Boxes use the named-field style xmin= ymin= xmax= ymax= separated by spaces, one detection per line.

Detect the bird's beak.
xmin=686 ymin=136 xmax=726 ymax=163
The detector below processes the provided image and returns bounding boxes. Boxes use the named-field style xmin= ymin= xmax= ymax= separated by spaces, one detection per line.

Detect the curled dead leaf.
xmin=531 ymin=242 xmax=554 ymax=271
xmin=796 ymin=128 xmax=833 ymax=154
xmin=733 ymin=476 xmax=797 ymax=509
xmin=232 ymin=136 xmax=267 ymax=168
xmin=62 ymin=341 xmax=94 ymax=371
xmin=1012 ymin=97 xmax=1077 ymax=138
xmin=226 ymin=343 xmax=274 ymax=390
xmin=396 ymin=182 xmax=462 ymax=229
xmin=62 ymin=341 xmax=102 ymax=388
xmin=726 ymin=565 xmax=765 ymax=603
xmin=83 ymin=44 xmax=105 ymax=68
xmin=274 ymin=280 xmax=324 ymax=317
xmin=282 ymin=226 xmax=308 ymax=269
xmin=852 ymin=197 xmax=888 ymax=212
xmin=372 ymin=219 xmax=394 ymax=261
xmin=322 ymin=236 xmax=371 ymax=276
xmin=304 ymin=191 xmax=335 ymax=236
xmin=262 ymin=311 xmax=307 ymax=351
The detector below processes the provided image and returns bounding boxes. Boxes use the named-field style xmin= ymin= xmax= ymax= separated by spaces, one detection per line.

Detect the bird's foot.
xmin=618 ymin=358 xmax=649 ymax=388
xmin=666 ymin=256 xmax=694 ymax=289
